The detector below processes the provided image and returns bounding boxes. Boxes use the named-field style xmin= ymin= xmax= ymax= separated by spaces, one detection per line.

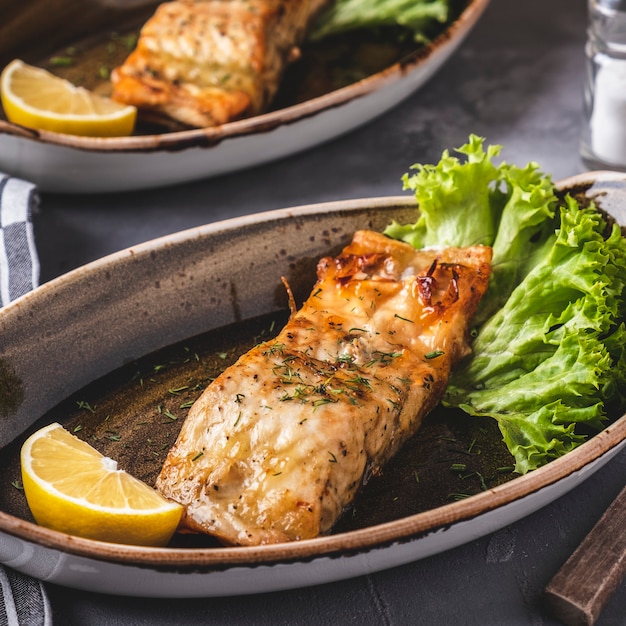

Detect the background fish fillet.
xmin=111 ymin=0 xmax=331 ymax=127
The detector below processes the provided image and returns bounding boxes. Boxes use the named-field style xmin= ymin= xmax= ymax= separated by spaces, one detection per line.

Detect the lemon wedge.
xmin=1 ymin=59 xmax=137 ymax=137
xmin=20 ymin=422 xmax=182 ymax=546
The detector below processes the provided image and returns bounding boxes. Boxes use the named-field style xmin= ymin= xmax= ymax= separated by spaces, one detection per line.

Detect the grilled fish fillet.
xmin=110 ymin=0 xmax=330 ymax=127
xmin=156 ymin=230 xmax=492 ymax=545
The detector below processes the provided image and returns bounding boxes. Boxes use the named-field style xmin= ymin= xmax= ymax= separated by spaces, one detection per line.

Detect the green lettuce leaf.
xmin=385 ymin=135 xmax=626 ymax=473
xmin=386 ymin=134 xmax=561 ymax=321
xmin=310 ymin=0 xmax=450 ymax=42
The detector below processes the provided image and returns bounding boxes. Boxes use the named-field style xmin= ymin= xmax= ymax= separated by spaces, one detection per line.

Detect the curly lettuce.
xmin=310 ymin=0 xmax=450 ymax=42
xmin=385 ymin=135 xmax=626 ymax=473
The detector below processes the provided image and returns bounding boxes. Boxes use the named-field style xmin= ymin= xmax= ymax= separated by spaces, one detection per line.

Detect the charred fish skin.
xmin=111 ymin=0 xmax=331 ymax=128
xmin=155 ymin=230 xmax=492 ymax=545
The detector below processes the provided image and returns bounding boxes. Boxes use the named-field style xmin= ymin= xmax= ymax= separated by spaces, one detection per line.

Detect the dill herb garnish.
xmin=168 ymin=386 xmax=189 ymax=395
xmin=424 ymin=350 xmax=445 ymax=359
xmin=394 ymin=314 xmax=414 ymax=323
xmin=163 ymin=409 xmax=178 ymax=421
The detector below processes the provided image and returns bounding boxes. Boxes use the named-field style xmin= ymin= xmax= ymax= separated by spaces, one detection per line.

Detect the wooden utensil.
xmin=544 ymin=484 xmax=626 ymax=625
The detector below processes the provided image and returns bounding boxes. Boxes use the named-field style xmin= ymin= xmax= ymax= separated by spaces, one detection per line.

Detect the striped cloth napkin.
xmin=0 ymin=172 xmax=51 ymax=625
xmin=0 ymin=173 xmax=39 ymax=306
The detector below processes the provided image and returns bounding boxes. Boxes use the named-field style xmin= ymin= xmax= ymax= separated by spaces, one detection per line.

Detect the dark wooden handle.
xmin=544 ymin=484 xmax=626 ymax=626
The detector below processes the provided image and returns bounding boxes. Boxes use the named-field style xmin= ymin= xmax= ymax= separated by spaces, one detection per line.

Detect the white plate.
xmin=0 ymin=0 xmax=490 ymax=193
xmin=0 ymin=171 xmax=624 ymax=598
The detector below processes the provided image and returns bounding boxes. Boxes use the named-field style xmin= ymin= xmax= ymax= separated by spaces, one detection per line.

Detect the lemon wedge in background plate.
xmin=20 ymin=422 xmax=182 ymax=546
xmin=1 ymin=59 xmax=137 ymax=137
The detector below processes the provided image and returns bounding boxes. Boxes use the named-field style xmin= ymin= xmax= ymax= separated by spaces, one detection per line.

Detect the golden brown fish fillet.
xmin=110 ymin=0 xmax=330 ymax=127
xmin=155 ymin=230 xmax=492 ymax=545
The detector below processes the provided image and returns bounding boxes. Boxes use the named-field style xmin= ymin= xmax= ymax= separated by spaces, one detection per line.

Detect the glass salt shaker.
xmin=580 ymin=0 xmax=626 ymax=171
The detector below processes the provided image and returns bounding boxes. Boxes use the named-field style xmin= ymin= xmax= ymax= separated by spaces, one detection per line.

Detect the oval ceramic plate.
xmin=0 ymin=171 xmax=625 ymax=598
xmin=0 ymin=0 xmax=490 ymax=193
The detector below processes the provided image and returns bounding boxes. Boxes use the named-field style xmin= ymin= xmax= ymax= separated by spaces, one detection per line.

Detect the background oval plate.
xmin=0 ymin=172 xmax=624 ymax=598
xmin=0 ymin=0 xmax=490 ymax=193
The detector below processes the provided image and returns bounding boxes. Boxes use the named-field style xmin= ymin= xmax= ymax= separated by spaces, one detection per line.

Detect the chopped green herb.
xmin=394 ymin=314 xmax=414 ymax=323
xmin=387 ymin=398 xmax=400 ymax=410
xmin=50 ymin=56 xmax=73 ymax=67
xmin=121 ymin=33 xmax=138 ymax=50
xmin=448 ymin=492 xmax=471 ymax=501
xmin=345 ymin=374 xmax=372 ymax=389
xmin=475 ymin=471 xmax=488 ymax=491
xmin=313 ymin=398 xmax=334 ymax=409
xmin=168 ymin=386 xmax=189 ymax=395
xmin=264 ymin=342 xmax=285 ymax=357
xmin=337 ymin=354 xmax=356 ymax=364
xmin=163 ymin=408 xmax=178 ymax=421
xmin=424 ymin=350 xmax=445 ymax=359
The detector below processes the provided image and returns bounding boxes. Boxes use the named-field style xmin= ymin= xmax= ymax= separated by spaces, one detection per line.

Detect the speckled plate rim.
xmin=0 ymin=0 xmax=490 ymax=153
xmin=0 ymin=171 xmax=625 ymax=581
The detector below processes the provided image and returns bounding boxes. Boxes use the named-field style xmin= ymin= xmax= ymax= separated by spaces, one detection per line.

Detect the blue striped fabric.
xmin=0 ymin=566 xmax=51 ymax=626
xmin=0 ymin=172 xmax=50 ymax=625
xmin=0 ymin=173 xmax=40 ymax=307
